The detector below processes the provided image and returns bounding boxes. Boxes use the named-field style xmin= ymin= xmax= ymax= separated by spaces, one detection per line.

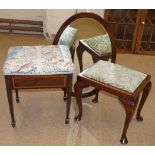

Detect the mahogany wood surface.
xmin=12 ymin=75 xmax=67 ymax=89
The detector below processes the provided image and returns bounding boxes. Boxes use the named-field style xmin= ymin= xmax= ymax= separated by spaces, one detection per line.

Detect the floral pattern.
xmin=58 ymin=26 xmax=77 ymax=48
xmin=81 ymin=60 xmax=147 ymax=93
xmin=83 ymin=33 xmax=112 ymax=56
xmin=4 ymin=45 xmax=74 ymax=75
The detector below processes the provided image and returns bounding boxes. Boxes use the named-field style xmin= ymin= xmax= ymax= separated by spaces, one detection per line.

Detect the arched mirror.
xmin=53 ymin=12 xmax=116 ymax=99
xmin=53 ymin=12 xmax=116 ymax=63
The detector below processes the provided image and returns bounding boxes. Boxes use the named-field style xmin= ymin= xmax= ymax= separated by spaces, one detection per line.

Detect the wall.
xmin=0 ymin=9 xmax=104 ymax=37
xmin=43 ymin=9 xmax=104 ymax=40
xmin=0 ymin=9 xmax=45 ymax=21
xmin=43 ymin=9 xmax=76 ymax=39
xmin=0 ymin=9 xmax=76 ymax=37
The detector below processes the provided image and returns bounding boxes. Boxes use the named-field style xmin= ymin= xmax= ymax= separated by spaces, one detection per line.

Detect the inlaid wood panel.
xmin=12 ymin=75 xmax=66 ymax=89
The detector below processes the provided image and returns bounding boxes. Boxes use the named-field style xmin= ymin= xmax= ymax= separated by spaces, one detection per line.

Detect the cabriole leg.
xmin=74 ymin=81 xmax=87 ymax=121
xmin=76 ymin=45 xmax=85 ymax=72
xmin=119 ymin=96 xmax=139 ymax=144
xmin=136 ymin=81 xmax=152 ymax=121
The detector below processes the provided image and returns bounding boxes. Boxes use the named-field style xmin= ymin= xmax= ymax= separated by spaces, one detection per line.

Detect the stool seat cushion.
xmin=4 ymin=45 xmax=74 ymax=75
xmin=58 ymin=26 xmax=77 ymax=48
xmin=83 ymin=33 xmax=112 ymax=56
xmin=81 ymin=60 xmax=147 ymax=93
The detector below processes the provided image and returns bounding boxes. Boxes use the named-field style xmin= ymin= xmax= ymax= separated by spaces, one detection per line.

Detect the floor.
xmin=0 ymin=33 xmax=155 ymax=145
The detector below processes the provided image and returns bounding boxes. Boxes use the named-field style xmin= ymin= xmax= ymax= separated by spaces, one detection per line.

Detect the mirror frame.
xmin=53 ymin=12 xmax=116 ymax=63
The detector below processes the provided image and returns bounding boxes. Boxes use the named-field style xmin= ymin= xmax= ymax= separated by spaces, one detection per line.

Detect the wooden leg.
xmin=70 ymin=46 xmax=75 ymax=62
xmin=74 ymin=81 xmax=87 ymax=121
xmin=65 ymin=75 xmax=72 ymax=124
xmin=76 ymin=45 xmax=84 ymax=72
xmin=136 ymin=81 xmax=152 ymax=121
xmin=91 ymin=56 xmax=101 ymax=103
xmin=62 ymin=88 xmax=67 ymax=101
xmin=5 ymin=76 xmax=16 ymax=127
xmin=81 ymin=88 xmax=97 ymax=98
xmin=119 ymin=96 xmax=139 ymax=144
xmin=15 ymin=89 xmax=20 ymax=103
xmin=92 ymin=55 xmax=99 ymax=63
xmin=92 ymin=89 xmax=99 ymax=103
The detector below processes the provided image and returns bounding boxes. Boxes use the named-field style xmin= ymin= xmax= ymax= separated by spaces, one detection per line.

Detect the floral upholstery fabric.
xmin=83 ymin=33 xmax=112 ymax=56
xmin=81 ymin=60 xmax=147 ymax=93
xmin=4 ymin=45 xmax=74 ymax=75
xmin=58 ymin=26 xmax=77 ymax=48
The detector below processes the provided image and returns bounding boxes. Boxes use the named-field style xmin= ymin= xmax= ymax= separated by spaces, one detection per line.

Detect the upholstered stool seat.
xmin=74 ymin=60 xmax=151 ymax=144
xmin=83 ymin=33 xmax=112 ymax=56
xmin=4 ymin=45 xmax=74 ymax=75
xmin=81 ymin=60 xmax=147 ymax=93
xmin=4 ymin=44 xmax=74 ymax=127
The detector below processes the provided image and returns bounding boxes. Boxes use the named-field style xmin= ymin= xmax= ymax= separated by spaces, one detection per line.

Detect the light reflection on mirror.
xmin=70 ymin=18 xmax=107 ymax=41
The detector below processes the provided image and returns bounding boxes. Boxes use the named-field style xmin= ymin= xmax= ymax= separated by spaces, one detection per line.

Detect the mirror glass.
xmin=57 ymin=16 xmax=112 ymax=92
xmin=63 ymin=17 xmax=111 ymax=66
xmin=70 ymin=17 xmax=107 ymax=41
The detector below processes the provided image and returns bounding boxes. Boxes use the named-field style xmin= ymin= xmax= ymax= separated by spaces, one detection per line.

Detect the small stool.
xmin=74 ymin=60 xmax=152 ymax=144
xmin=3 ymin=45 xmax=74 ymax=127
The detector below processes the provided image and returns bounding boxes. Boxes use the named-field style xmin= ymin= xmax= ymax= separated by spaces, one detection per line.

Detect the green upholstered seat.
xmin=83 ymin=33 xmax=112 ymax=56
xmin=81 ymin=60 xmax=147 ymax=93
